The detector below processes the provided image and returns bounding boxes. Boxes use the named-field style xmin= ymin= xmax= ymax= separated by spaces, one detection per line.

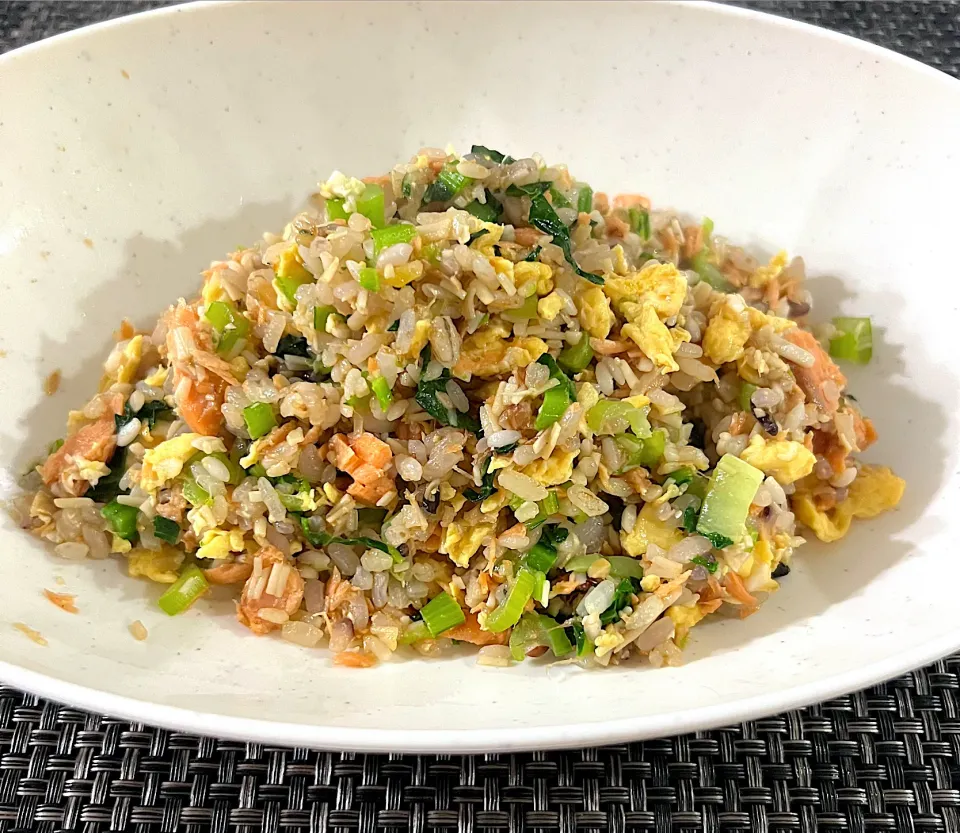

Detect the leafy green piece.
xmin=549 ymin=186 xmax=571 ymax=208
xmin=702 ymin=531 xmax=734 ymax=549
xmin=414 ymin=346 xmax=481 ymax=433
xmin=274 ymin=334 xmax=310 ymax=358
xmin=506 ymin=181 xmax=552 ymax=197
xmin=829 ymin=316 xmax=873 ymax=364
xmin=421 ymin=591 xmax=466 ymax=636
xmin=522 ymin=245 xmax=542 ymax=262
xmin=576 ymin=184 xmax=593 ymax=214
xmin=567 ymin=620 xmax=591 ymax=657
xmin=558 ymin=333 xmax=594 ymax=373
xmin=465 ymin=193 xmax=501 ymax=222
xmin=115 ymin=400 xmax=172 ymax=434
xmin=492 ymin=440 xmax=519 ymax=454
xmin=356 ymin=183 xmax=385 ymax=228
xmin=153 ymin=516 xmax=180 ymax=545
xmin=423 ymin=169 xmax=471 ymax=203
xmin=87 ymin=448 xmax=126 ymax=503
xmin=464 ymin=455 xmax=496 ymax=502
xmin=158 ymin=565 xmax=209 ymax=616
xmin=691 ymin=554 xmax=719 ymax=573
xmin=664 ymin=468 xmax=694 ymax=487
xmin=538 ymin=614 xmax=574 ymax=657
xmin=243 ymin=402 xmax=276 ymax=439
xmin=387 ymin=319 xmax=401 ymax=332
xmin=299 ymin=516 xmax=402 ymax=562
xmin=682 ymin=505 xmax=700 ymax=533
xmin=628 ymin=207 xmax=651 ymax=239
xmin=470 ymin=145 xmax=515 ymax=164
xmin=371 ymin=223 xmax=417 ymax=255
xmin=599 ymin=577 xmax=641 ymax=625
xmin=528 ymin=192 xmax=604 ymax=284
xmin=401 ymin=174 xmax=413 ymax=199
xmin=467 ymin=229 xmax=490 ymax=245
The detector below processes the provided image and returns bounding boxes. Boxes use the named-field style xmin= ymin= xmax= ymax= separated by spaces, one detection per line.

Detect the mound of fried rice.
xmin=14 ymin=146 xmax=905 ymax=668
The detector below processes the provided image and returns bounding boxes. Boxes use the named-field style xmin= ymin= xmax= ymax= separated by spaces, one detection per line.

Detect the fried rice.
xmin=13 ymin=145 xmax=905 ymax=667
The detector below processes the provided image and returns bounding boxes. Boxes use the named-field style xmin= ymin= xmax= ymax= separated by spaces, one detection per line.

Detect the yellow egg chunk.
xmin=740 ymin=435 xmax=816 ymax=485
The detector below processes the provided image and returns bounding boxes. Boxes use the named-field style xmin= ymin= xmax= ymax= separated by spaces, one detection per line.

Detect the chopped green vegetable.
xmin=205 ymin=300 xmax=251 ymax=355
xmin=586 ymin=399 xmax=651 ymax=437
xmin=101 ymin=500 xmax=138 ymax=542
xmin=600 ymin=577 xmax=641 ymax=625
xmin=242 ymin=402 xmax=276 ymax=439
xmin=541 ymin=491 xmax=560 ymax=517
xmin=535 ymin=386 xmax=570 ymax=431
xmin=690 ymin=251 xmax=733 ymax=292
xmin=567 ymin=620 xmax=592 ymax=657
xmin=563 ymin=554 xmax=643 ymax=580
xmin=399 ymin=619 xmax=430 ymax=645
xmin=533 ymin=355 xmax=575 ymax=431
xmin=524 ymin=542 xmax=558 ymax=574
xmin=702 ymin=531 xmax=734 ymax=549
xmin=356 ymin=183 xmax=385 ymax=228
xmin=387 ymin=319 xmax=400 ymax=332
xmin=664 ymin=468 xmax=694 ymax=487
xmin=48 ymin=438 xmax=64 ymax=454
xmin=549 ymin=186 xmax=572 ymax=208
xmin=158 ymin=565 xmax=209 ymax=616
xmin=470 ymin=145 xmax=514 ymax=164
xmin=558 ymin=333 xmax=594 ymax=373
xmin=247 ymin=462 xmax=268 ymax=478
xmin=313 ymin=305 xmax=336 ymax=333
xmin=739 ymin=382 xmax=758 ymax=413
xmin=371 ymin=223 xmax=417 ymax=254
xmin=420 ymin=591 xmax=465 ymax=637
xmin=467 ymin=229 xmax=490 ymax=245
xmin=506 ymin=181 xmax=552 ymax=198
xmin=702 ymin=217 xmax=714 ymax=242
xmin=523 ymin=245 xmax=542 ymax=262
xmin=423 ymin=169 xmax=471 ymax=203
xmin=299 ymin=516 xmax=402 ymax=562
xmin=325 ymin=198 xmax=349 ymax=222
xmin=576 ymin=184 xmax=593 ymax=214
xmin=681 ymin=504 xmax=700 ymax=533
xmin=503 ymin=293 xmax=539 ymax=322
xmin=638 ymin=428 xmax=666 ymax=467
xmin=274 ymin=334 xmax=310 ymax=358
xmin=628 ymin=207 xmax=651 ymax=239
xmin=465 ymin=193 xmax=501 ymax=222
xmin=538 ymin=614 xmax=574 ymax=657
xmin=207 ymin=452 xmax=243 ymax=485
xmin=464 ymin=454 xmax=496 ymax=502
xmin=493 ymin=440 xmax=519 ymax=454
xmin=182 ymin=472 xmax=211 ymax=508
xmin=508 ymin=612 xmax=541 ymax=661
xmin=370 ymin=375 xmax=393 ymax=412
xmin=87 ymin=448 xmax=126 ymax=503
xmin=414 ymin=346 xmax=481 ymax=433
xmin=485 ymin=567 xmax=537 ymax=633
xmin=275 ymin=273 xmax=312 ymax=306
xmin=153 ymin=516 xmax=180 ymax=545
xmin=691 ymin=554 xmax=719 ymax=573
xmin=358 ymin=266 xmax=381 ymax=292
xmin=829 ymin=316 xmax=873 ymax=364
xmin=528 ymin=191 xmax=604 ymax=284
xmin=696 ymin=453 xmax=764 ymax=544
xmin=115 ymin=400 xmax=172 ymax=435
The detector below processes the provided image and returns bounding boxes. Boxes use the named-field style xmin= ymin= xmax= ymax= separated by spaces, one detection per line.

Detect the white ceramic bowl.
xmin=1 ymin=1 xmax=958 ymax=753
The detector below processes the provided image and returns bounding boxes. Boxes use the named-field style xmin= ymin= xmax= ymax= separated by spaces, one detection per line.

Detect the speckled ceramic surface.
xmin=0 ymin=1 xmax=958 ymax=753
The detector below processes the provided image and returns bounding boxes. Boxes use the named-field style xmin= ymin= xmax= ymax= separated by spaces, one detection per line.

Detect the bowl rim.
xmin=2 ymin=0 xmax=958 ymax=753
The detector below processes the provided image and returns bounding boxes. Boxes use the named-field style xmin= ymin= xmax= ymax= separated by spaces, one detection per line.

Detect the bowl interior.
xmin=0 ymin=1 xmax=958 ymax=752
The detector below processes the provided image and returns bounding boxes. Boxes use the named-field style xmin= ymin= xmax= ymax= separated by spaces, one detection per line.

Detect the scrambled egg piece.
xmin=740 ymin=435 xmax=816 ymax=485
xmin=620 ymin=503 xmax=683 ymax=556
xmin=603 ymin=261 xmax=687 ymax=320
xmin=454 ymin=324 xmax=548 ymax=378
xmin=745 ymin=306 xmax=796 ymax=334
xmin=100 ymin=335 xmax=144 ymax=391
xmin=522 ymin=449 xmax=576 ymax=486
xmin=610 ymin=244 xmax=630 ymax=276
xmin=277 ymin=245 xmax=311 ymax=282
xmin=703 ymin=302 xmax=751 ymax=365
xmin=201 ymin=271 xmax=228 ymax=306
xmin=489 ymin=256 xmax=515 ymax=288
xmin=749 ymin=250 xmax=788 ymax=288
xmin=110 ymin=534 xmax=132 ymax=554
xmin=594 ymin=628 xmax=626 ymax=658
xmin=140 ymin=433 xmax=202 ymax=492
xmin=480 ymin=489 xmax=512 ymax=515
xmin=196 ymin=529 xmax=246 ymax=561
xmin=143 ymin=366 xmax=168 ymax=388
xmin=578 ymin=285 xmax=613 ymax=339
xmin=472 ymin=222 xmax=504 ymax=257
xmin=514 ymin=261 xmax=553 ymax=295
xmin=318 ymin=171 xmax=366 ymax=208
xmin=793 ymin=464 xmax=905 ymax=542
xmin=537 ymin=292 xmax=565 ymax=322
xmin=401 ymin=319 xmax=431 ymax=360
xmin=127 ymin=547 xmax=184 ymax=583
xmin=622 ymin=303 xmax=679 ymax=372
xmin=440 ymin=522 xmax=493 ymax=567
xmin=666 ymin=603 xmax=708 ymax=645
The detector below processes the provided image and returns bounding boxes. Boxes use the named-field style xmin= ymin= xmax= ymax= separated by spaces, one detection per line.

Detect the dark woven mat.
xmin=2 ymin=2 xmax=960 ymax=832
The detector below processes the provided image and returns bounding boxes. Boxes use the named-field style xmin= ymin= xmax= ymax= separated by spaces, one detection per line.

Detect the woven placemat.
xmin=2 ymin=3 xmax=960 ymax=832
